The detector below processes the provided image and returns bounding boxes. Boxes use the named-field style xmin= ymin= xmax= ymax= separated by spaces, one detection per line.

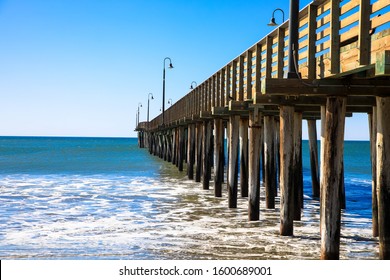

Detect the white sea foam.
xmin=0 ymin=172 xmax=378 ymax=260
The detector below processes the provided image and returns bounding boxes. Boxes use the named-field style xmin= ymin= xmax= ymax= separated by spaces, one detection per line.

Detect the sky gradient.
xmin=0 ymin=0 xmax=372 ymax=139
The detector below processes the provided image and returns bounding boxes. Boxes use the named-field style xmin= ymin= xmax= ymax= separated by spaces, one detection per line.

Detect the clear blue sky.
xmin=0 ymin=0 xmax=369 ymax=139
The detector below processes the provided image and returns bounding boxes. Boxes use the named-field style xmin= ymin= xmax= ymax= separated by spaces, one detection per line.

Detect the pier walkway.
xmin=136 ymin=0 xmax=390 ymax=259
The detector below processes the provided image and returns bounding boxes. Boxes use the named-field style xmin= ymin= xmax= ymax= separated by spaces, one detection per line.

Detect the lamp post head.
xmin=190 ymin=81 xmax=197 ymax=90
xmin=268 ymin=17 xmax=278 ymax=26
xmin=169 ymin=63 xmax=174 ymax=69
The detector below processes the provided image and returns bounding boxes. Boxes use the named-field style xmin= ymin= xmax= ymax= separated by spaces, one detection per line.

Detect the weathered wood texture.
xmin=248 ymin=110 xmax=263 ymax=221
xmin=214 ymin=119 xmax=224 ymax=197
xmin=293 ymin=112 xmax=303 ymax=221
xmin=369 ymin=109 xmax=378 ymax=237
xmin=228 ymin=115 xmax=240 ymax=208
xmin=195 ymin=123 xmax=203 ymax=183
xmin=307 ymin=120 xmax=320 ymax=198
xmin=240 ymin=118 xmax=249 ymax=197
xmin=280 ymin=106 xmax=295 ymax=236
xmin=376 ymin=96 xmax=390 ymax=260
xmin=202 ymin=121 xmax=212 ymax=190
xmin=320 ymin=96 xmax=346 ymax=260
xmin=187 ymin=124 xmax=195 ymax=180
xmin=264 ymin=116 xmax=277 ymax=209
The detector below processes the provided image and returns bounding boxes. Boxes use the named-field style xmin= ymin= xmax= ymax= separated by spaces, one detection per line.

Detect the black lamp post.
xmin=287 ymin=0 xmax=300 ymax=79
xmin=268 ymin=8 xmax=285 ymax=26
xmin=168 ymin=98 xmax=172 ymax=107
xmin=137 ymin=102 xmax=142 ymax=126
xmin=147 ymin=93 xmax=153 ymax=123
xmin=190 ymin=81 xmax=197 ymax=90
xmin=162 ymin=57 xmax=174 ymax=125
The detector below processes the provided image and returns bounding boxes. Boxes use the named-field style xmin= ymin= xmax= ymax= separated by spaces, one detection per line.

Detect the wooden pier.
xmin=137 ymin=0 xmax=390 ymax=260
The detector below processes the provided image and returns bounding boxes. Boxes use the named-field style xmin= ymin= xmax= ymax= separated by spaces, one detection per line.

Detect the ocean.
xmin=0 ymin=136 xmax=377 ymax=259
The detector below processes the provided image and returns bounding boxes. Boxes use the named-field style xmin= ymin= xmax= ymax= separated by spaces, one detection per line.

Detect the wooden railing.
xmin=137 ymin=0 xmax=390 ymax=132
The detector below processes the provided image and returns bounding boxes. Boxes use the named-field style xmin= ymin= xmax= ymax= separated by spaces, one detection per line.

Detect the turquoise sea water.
xmin=0 ymin=136 xmax=377 ymax=259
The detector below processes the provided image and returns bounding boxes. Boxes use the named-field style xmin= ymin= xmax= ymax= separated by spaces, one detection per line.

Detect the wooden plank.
xmin=280 ymin=106 xmax=295 ymax=236
xmin=376 ymin=96 xmax=390 ymax=259
xmin=320 ymin=96 xmax=346 ymax=260
xmin=228 ymin=115 xmax=240 ymax=208
xmin=372 ymin=0 xmax=390 ymax=13
xmin=376 ymin=50 xmax=390 ymax=75
xmin=359 ymin=0 xmax=372 ymax=66
xmin=261 ymin=78 xmax=390 ymax=96
xmin=178 ymin=126 xmax=185 ymax=171
xmin=248 ymin=109 xmax=262 ymax=221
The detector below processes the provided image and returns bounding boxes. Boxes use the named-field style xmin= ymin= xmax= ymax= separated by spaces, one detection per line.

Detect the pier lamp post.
xmin=147 ymin=93 xmax=153 ymax=123
xmin=137 ymin=102 xmax=142 ymax=126
xmin=168 ymin=98 xmax=172 ymax=107
xmin=268 ymin=8 xmax=285 ymax=26
xmin=190 ymin=81 xmax=197 ymax=90
xmin=287 ymin=0 xmax=300 ymax=79
xmin=162 ymin=57 xmax=174 ymax=126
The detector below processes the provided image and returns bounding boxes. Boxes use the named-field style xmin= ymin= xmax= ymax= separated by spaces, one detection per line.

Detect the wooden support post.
xmin=376 ymin=97 xmax=390 ymax=260
xmin=195 ymin=122 xmax=203 ymax=182
xmin=178 ymin=126 xmax=185 ymax=172
xmin=293 ymin=112 xmax=303 ymax=221
xmin=264 ymin=116 xmax=276 ymax=209
xmin=280 ymin=106 xmax=295 ymax=236
xmin=248 ymin=109 xmax=262 ymax=221
xmin=202 ymin=121 xmax=212 ymax=190
xmin=228 ymin=115 xmax=240 ymax=208
xmin=320 ymin=96 xmax=346 ymax=260
xmin=168 ymin=128 xmax=178 ymax=165
xmin=187 ymin=124 xmax=195 ymax=180
xmin=275 ymin=118 xmax=280 ymax=191
xmin=175 ymin=128 xmax=180 ymax=168
xmin=320 ymin=106 xmax=326 ymax=186
xmin=369 ymin=109 xmax=378 ymax=237
xmin=214 ymin=118 xmax=224 ymax=197
xmin=240 ymin=118 xmax=249 ymax=197
xmin=308 ymin=120 xmax=320 ymax=199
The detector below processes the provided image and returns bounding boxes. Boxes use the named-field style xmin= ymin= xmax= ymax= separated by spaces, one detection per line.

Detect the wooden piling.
xmin=293 ymin=112 xmax=303 ymax=221
xmin=178 ymin=126 xmax=185 ymax=172
xmin=368 ymin=109 xmax=378 ymax=237
xmin=214 ymin=118 xmax=224 ymax=197
xmin=376 ymin=96 xmax=390 ymax=260
xmin=187 ymin=124 xmax=195 ymax=180
xmin=264 ymin=115 xmax=276 ymax=209
xmin=248 ymin=109 xmax=262 ymax=221
xmin=320 ymin=96 xmax=346 ymax=260
xmin=280 ymin=106 xmax=295 ymax=236
xmin=195 ymin=122 xmax=203 ymax=182
xmin=202 ymin=121 xmax=212 ymax=190
xmin=308 ymin=119 xmax=320 ymax=199
xmin=228 ymin=115 xmax=240 ymax=208
xmin=240 ymin=118 xmax=249 ymax=197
